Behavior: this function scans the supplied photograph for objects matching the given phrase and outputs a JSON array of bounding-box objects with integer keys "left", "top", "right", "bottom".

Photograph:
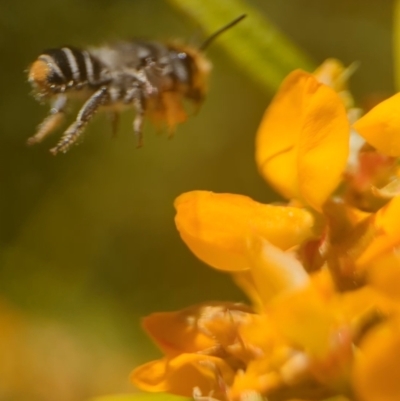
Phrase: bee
[{"left": 27, "top": 15, "right": 246, "bottom": 155}]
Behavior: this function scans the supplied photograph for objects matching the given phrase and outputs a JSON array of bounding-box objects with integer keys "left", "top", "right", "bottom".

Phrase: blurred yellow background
[{"left": 0, "top": 0, "right": 395, "bottom": 400}]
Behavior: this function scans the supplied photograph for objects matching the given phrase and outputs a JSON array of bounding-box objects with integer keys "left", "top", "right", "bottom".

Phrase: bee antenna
[{"left": 199, "top": 14, "right": 247, "bottom": 51}]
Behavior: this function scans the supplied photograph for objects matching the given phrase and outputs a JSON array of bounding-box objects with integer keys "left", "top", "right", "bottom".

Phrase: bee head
[
  {"left": 175, "top": 14, "right": 246, "bottom": 104},
  {"left": 182, "top": 47, "right": 212, "bottom": 104}
]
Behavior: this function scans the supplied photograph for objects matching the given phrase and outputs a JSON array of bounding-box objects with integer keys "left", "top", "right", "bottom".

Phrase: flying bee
[{"left": 27, "top": 15, "right": 246, "bottom": 155}]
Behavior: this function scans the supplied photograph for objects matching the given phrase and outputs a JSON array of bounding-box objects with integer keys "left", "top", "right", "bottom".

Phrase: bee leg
[
  {"left": 50, "top": 87, "right": 109, "bottom": 155},
  {"left": 27, "top": 95, "right": 67, "bottom": 146},
  {"left": 126, "top": 68, "right": 157, "bottom": 97},
  {"left": 133, "top": 94, "right": 145, "bottom": 148},
  {"left": 125, "top": 86, "right": 145, "bottom": 148}
]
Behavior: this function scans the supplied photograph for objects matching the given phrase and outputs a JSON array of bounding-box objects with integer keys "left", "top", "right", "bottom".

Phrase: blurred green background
[{"left": 0, "top": 0, "right": 395, "bottom": 400}]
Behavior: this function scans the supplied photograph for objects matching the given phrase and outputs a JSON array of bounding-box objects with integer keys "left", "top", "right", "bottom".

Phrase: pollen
[{"left": 28, "top": 59, "right": 51, "bottom": 86}]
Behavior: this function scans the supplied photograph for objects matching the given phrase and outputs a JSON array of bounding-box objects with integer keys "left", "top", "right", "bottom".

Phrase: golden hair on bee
[{"left": 27, "top": 15, "right": 246, "bottom": 155}]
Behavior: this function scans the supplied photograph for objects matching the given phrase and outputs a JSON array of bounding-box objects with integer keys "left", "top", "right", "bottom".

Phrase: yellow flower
[
  {"left": 132, "top": 353, "right": 235, "bottom": 397},
  {"left": 354, "top": 92, "right": 400, "bottom": 157},
  {"left": 132, "top": 62, "right": 400, "bottom": 401},
  {"left": 352, "top": 318, "right": 400, "bottom": 401},
  {"left": 255, "top": 69, "right": 350, "bottom": 211},
  {"left": 174, "top": 191, "right": 317, "bottom": 272}
]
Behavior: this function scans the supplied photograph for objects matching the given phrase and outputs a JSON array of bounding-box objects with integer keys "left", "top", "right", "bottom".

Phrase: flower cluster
[{"left": 131, "top": 60, "right": 400, "bottom": 401}]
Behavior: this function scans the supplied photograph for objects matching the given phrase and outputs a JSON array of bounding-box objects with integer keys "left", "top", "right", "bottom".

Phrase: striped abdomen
[{"left": 28, "top": 46, "right": 105, "bottom": 95}]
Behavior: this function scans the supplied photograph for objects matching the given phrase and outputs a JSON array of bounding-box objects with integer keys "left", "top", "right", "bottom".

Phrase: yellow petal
[
  {"left": 237, "top": 314, "right": 281, "bottom": 359},
  {"left": 233, "top": 271, "right": 264, "bottom": 311},
  {"left": 353, "top": 319, "right": 400, "bottom": 401},
  {"left": 269, "top": 285, "right": 334, "bottom": 357},
  {"left": 131, "top": 354, "right": 235, "bottom": 397},
  {"left": 196, "top": 304, "right": 252, "bottom": 352},
  {"left": 366, "top": 251, "right": 400, "bottom": 302},
  {"left": 229, "top": 360, "right": 281, "bottom": 400},
  {"left": 174, "top": 191, "right": 315, "bottom": 271},
  {"left": 143, "top": 303, "right": 252, "bottom": 360},
  {"left": 255, "top": 70, "right": 350, "bottom": 211},
  {"left": 336, "top": 286, "right": 380, "bottom": 322},
  {"left": 356, "top": 196, "right": 400, "bottom": 267},
  {"left": 255, "top": 70, "right": 304, "bottom": 200},
  {"left": 247, "top": 236, "right": 309, "bottom": 305},
  {"left": 142, "top": 307, "right": 216, "bottom": 356},
  {"left": 353, "top": 92, "right": 400, "bottom": 157}
]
